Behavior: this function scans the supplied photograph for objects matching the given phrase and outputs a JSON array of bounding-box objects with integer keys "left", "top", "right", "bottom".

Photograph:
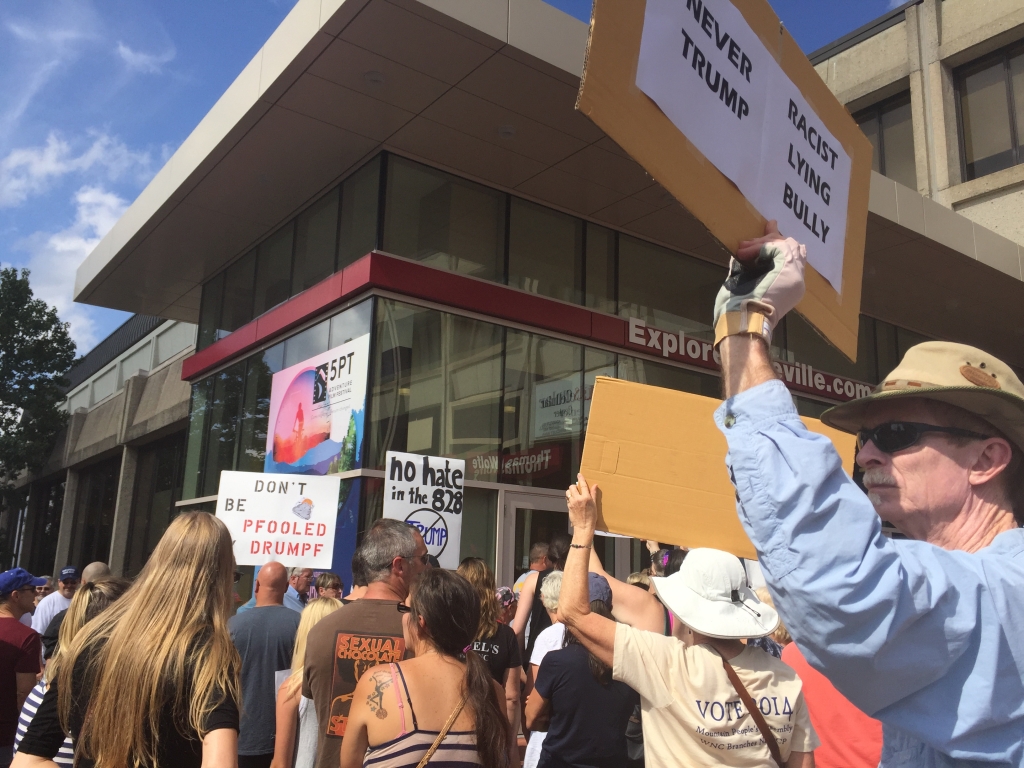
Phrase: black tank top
[{"left": 524, "top": 569, "right": 554, "bottom": 668}]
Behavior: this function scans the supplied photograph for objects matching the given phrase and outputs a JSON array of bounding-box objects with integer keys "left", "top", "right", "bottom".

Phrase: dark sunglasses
[
  {"left": 233, "top": 571, "right": 243, "bottom": 583},
  {"left": 396, "top": 603, "right": 412, "bottom": 614},
  {"left": 857, "top": 422, "right": 991, "bottom": 455}
]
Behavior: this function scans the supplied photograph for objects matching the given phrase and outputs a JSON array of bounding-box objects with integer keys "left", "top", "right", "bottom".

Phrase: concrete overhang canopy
[
  {"left": 74, "top": 0, "right": 712, "bottom": 322},
  {"left": 75, "top": 0, "right": 1024, "bottom": 369}
]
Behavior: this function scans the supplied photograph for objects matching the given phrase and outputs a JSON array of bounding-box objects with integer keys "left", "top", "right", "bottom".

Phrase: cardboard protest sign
[
  {"left": 577, "top": 0, "right": 872, "bottom": 360},
  {"left": 383, "top": 451, "right": 466, "bottom": 569},
  {"left": 579, "top": 377, "right": 856, "bottom": 558},
  {"left": 216, "top": 470, "right": 341, "bottom": 567}
]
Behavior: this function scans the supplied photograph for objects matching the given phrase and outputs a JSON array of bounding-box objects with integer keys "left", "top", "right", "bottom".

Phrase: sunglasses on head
[{"left": 856, "top": 421, "right": 991, "bottom": 455}]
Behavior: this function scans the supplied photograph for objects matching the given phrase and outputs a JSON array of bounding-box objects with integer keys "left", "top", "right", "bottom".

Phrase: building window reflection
[
  {"left": 617, "top": 234, "right": 723, "bottom": 340},
  {"left": 126, "top": 432, "right": 186, "bottom": 576},
  {"left": 69, "top": 456, "right": 121, "bottom": 567},
  {"left": 384, "top": 156, "right": 506, "bottom": 282}
]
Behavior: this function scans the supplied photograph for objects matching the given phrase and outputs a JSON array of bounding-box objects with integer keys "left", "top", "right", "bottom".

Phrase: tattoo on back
[{"left": 367, "top": 672, "right": 391, "bottom": 720}]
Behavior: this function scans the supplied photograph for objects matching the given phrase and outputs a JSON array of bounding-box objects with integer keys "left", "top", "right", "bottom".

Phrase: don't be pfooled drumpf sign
[
  {"left": 382, "top": 451, "right": 465, "bottom": 570},
  {"left": 216, "top": 470, "right": 340, "bottom": 568}
]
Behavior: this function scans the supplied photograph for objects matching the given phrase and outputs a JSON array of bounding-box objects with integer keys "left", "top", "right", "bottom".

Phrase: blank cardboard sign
[
  {"left": 576, "top": 0, "right": 872, "bottom": 360},
  {"left": 580, "top": 377, "right": 855, "bottom": 559}
]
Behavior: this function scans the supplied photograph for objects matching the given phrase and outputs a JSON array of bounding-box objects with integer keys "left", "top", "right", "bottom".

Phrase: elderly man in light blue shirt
[{"left": 711, "top": 223, "right": 1024, "bottom": 766}]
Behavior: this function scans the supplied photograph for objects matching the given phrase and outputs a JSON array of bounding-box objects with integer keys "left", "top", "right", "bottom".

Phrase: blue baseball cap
[
  {"left": 588, "top": 573, "right": 613, "bottom": 608},
  {"left": 0, "top": 568, "right": 48, "bottom": 596},
  {"left": 59, "top": 566, "right": 80, "bottom": 582}
]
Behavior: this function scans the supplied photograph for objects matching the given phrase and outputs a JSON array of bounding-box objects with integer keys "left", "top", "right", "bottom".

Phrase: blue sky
[{"left": 0, "top": 0, "right": 901, "bottom": 354}]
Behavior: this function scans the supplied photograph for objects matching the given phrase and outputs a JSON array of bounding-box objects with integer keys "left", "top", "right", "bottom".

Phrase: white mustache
[
  {"left": 862, "top": 469, "right": 898, "bottom": 488},
  {"left": 862, "top": 469, "right": 897, "bottom": 507}
]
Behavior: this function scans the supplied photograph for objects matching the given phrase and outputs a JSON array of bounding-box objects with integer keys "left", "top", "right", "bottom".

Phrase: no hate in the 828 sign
[{"left": 382, "top": 451, "right": 465, "bottom": 570}]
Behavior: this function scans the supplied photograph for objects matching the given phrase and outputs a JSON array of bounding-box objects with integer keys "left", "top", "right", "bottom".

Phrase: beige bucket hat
[{"left": 821, "top": 341, "right": 1024, "bottom": 450}]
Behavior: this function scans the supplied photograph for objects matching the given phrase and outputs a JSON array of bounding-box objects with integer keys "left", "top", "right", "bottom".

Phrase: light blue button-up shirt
[{"left": 715, "top": 380, "right": 1024, "bottom": 767}]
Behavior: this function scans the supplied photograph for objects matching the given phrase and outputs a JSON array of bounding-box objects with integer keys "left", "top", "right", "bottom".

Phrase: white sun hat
[{"left": 650, "top": 548, "right": 779, "bottom": 640}]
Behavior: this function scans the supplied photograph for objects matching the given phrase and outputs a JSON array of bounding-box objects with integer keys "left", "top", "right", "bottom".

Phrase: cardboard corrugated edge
[
  {"left": 580, "top": 377, "right": 856, "bottom": 559},
  {"left": 576, "top": 0, "right": 872, "bottom": 361}
]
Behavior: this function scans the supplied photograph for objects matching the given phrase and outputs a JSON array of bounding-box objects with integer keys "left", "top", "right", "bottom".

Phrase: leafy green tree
[{"left": 0, "top": 268, "right": 77, "bottom": 494}]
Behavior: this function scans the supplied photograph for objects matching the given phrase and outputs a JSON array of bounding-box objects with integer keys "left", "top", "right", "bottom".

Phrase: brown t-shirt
[{"left": 303, "top": 599, "right": 407, "bottom": 768}]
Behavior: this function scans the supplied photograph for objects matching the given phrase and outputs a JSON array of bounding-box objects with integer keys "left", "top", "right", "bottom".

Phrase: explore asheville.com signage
[
  {"left": 216, "top": 470, "right": 340, "bottom": 568},
  {"left": 382, "top": 451, "right": 466, "bottom": 570},
  {"left": 627, "top": 317, "right": 873, "bottom": 402},
  {"left": 636, "top": 0, "right": 851, "bottom": 291}
]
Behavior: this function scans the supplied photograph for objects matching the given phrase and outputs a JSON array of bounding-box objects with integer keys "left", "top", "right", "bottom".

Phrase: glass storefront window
[
  {"left": 237, "top": 344, "right": 284, "bottom": 474},
  {"left": 383, "top": 156, "right": 506, "bottom": 282},
  {"left": 283, "top": 320, "right": 330, "bottom": 369},
  {"left": 254, "top": 224, "right": 295, "bottom": 317},
  {"left": 221, "top": 251, "right": 257, "bottom": 338},
  {"left": 585, "top": 224, "right": 616, "bottom": 314},
  {"left": 293, "top": 188, "right": 339, "bottom": 295},
  {"left": 460, "top": 488, "right": 498, "bottom": 572},
  {"left": 125, "top": 432, "right": 185, "bottom": 575},
  {"left": 339, "top": 156, "right": 381, "bottom": 269},
  {"left": 502, "top": 330, "right": 582, "bottom": 490},
  {"left": 197, "top": 272, "right": 224, "bottom": 350},
  {"left": 186, "top": 301, "right": 374, "bottom": 500},
  {"left": 368, "top": 300, "right": 503, "bottom": 477},
  {"left": 617, "top": 234, "right": 724, "bottom": 339},
  {"left": 617, "top": 354, "right": 719, "bottom": 397},
  {"left": 330, "top": 299, "right": 373, "bottom": 347},
  {"left": 26, "top": 481, "right": 64, "bottom": 576},
  {"left": 69, "top": 456, "right": 121, "bottom": 567},
  {"left": 200, "top": 362, "right": 246, "bottom": 497},
  {"left": 508, "top": 197, "right": 582, "bottom": 304},
  {"left": 781, "top": 314, "right": 879, "bottom": 384}
]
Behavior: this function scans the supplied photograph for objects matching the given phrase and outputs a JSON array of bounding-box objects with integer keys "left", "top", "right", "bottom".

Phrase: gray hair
[
  {"left": 539, "top": 570, "right": 563, "bottom": 612},
  {"left": 359, "top": 519, "right": 418, "bottom": 584},
  {"left": 289, "top": 566, "right": 312, "bottom": 578}
]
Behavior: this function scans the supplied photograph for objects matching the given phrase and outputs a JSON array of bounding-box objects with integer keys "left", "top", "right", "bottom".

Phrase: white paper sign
[
  {"left": 382, "top": 451, "right": 466, "bottom": 570},
  {"left": 636, "top": 0, "right": 850, "bottom": 291},
  {"left": 216, "top": 470, "right": 340, "bottom": 567}
]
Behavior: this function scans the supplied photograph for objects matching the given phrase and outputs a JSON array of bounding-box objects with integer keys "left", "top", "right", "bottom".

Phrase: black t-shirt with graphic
[{"left": 470, "top": 622, "right": 521, "bottom": 682}]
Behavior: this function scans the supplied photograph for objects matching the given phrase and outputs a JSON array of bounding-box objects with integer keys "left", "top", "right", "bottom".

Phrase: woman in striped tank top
[{"left": 340, "top": 569, "right": 514, "bottom": 768}]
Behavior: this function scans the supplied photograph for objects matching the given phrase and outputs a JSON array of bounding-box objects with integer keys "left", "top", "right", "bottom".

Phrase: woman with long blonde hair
[
  {"left": 13, "top": 577, "right": 129, "bottom": 768},
  {"left": 19, "top": 512, "right": 241, "bottom": 768},
  {"left": 270, "top": 597, "right": 343, "bottom": 768},
  {"left": 457, "top": 557, "right": 521, "bottom": 752}
]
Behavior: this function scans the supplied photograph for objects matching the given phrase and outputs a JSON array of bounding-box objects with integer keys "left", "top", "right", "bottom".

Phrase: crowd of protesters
[{"left": 3, "top": 224, "right": 1024, "bottom": 767}]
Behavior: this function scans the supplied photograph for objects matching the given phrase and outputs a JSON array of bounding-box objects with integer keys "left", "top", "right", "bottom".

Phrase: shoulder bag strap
[
  {"left": 415, "top": 694, "right": 468, "bottom": 768},
  {"left": 719, "top": 654, "right": 785, "bottom": 768}
]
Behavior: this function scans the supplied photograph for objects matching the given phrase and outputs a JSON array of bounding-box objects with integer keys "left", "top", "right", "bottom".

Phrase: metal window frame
[{"left": 954, "top": 42, "right": 1024, "bottom": 182}]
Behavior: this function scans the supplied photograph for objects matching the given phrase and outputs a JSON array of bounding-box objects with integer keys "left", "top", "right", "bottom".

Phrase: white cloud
[
  {"left": 115, "top": 41, "right": 175, "bottom": 74},
  {"left": 0, "top": 131, "right": 150, "bottom": 208},
  {"left": 12, "top": 185, "right": 128, "bottom": 350}
]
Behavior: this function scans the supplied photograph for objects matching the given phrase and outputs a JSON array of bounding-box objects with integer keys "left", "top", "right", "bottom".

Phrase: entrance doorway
[{"left": 497, "top": 489, "right": 630, "bottom": 589}]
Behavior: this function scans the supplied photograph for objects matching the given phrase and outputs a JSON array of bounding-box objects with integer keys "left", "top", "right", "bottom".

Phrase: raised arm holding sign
[{"left": 714, "top": 226, "right": 1024, "bottom": 765}]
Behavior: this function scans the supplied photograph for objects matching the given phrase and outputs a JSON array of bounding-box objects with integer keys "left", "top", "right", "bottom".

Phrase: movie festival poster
[{"left": 263, "top": 333, "right": 371, "bottom": 574}]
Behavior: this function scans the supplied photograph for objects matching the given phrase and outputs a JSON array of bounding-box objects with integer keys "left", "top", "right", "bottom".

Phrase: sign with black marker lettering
[
  {"left": 382, "top": 451, "right": 466, "bottom": 570},
  {"left": 636, "top": 0, "right": 850, "bottom": 290},
  {"left": 216, "top": 470, "right": 341, "bottom": 567},
  {"left": 576, "top": 0, "right": 872, "bottom": 360}
]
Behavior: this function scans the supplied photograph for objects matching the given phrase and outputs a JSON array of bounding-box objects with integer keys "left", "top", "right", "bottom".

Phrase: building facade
[
  {"left": 8, "top": 0, "right": 1024, "bottom": 592},
  {"left": 814, "top": 0, "right": 1024, "bottom": 251},
  {"left": 2, "top": 316, "right": 196, "bottom": 578}
]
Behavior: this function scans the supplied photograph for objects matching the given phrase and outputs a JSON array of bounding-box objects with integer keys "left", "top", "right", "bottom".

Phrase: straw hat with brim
[
  {"left": 650, "top": 549, "right": 779, "bottom": 640},
  {"left": 821, "top": 342, "right": 1024, "bottom": 451}
]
